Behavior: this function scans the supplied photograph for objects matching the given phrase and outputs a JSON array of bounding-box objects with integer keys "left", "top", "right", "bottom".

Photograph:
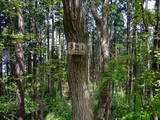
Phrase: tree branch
[
  {"left": 90, "top": 0, "right": 103, "bottom": 29},
  {"left": 102, "top": 0, "right": 109, "bottom": 20}
]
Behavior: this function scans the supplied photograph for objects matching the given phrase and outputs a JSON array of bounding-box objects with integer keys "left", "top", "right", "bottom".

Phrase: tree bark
[
  {"left": 62, "top": 0, "right": 93, "bottom": 120},
  {"left": 14, "top": 6, "right": 25, "bottom": 120},
  {"left": 0, "top": 27, "right": 3, "bottom": 96},
  {"left": 153, "top": 0, "right": 160, "bottom": 119},
  {"left": 90, "top": 0, "right": 112, "bottom": 120},
  {"left": 50, "top": 0, "right": 56, "bottom": 97}
]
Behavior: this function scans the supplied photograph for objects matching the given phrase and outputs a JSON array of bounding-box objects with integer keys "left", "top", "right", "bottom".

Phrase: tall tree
[
  {"left": 14, "top": 5, "right": 25, "bottom": 120},
  {"left": 62, "top": 0, "right": 93, "bottom": 120},
  {"left": 153, "top": 0, "right": 160, "bottom": 119},
  {"left": 90, "top": 0, "right": 112, "bottom": 119}
]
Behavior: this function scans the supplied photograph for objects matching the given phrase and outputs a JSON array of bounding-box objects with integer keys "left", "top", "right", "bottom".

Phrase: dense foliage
[{"left": 0, "top": 0, "right": 160, "bottom": 120}]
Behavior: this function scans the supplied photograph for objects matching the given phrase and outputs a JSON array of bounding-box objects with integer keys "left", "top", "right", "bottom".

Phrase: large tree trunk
[
  {"left": 14, "top": 6, "right": 25, "bottom": 120},
  {"left": 62, "top": 0, "right": 93, "bottom": 120}
]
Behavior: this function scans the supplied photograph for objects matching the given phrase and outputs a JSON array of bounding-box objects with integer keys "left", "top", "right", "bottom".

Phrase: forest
[{"left": 0, "top": 0, "right": 160, "bottom": 120}]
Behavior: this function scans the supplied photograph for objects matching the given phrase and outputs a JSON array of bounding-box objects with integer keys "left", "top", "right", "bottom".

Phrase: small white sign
[{"left": 68, "top": 42, "right": 86, "bottom": 55}]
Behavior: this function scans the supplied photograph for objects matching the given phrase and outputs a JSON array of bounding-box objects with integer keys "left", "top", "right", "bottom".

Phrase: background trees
[{"left": 0, "top": 0, "right": 160, "bottom": 120}]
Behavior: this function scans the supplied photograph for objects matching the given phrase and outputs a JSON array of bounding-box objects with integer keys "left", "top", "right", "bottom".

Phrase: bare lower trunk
[
  {"left": 68, "top": 56, "right": 92, "bottom": 120},
  {"left": 14, "top": 43, "right": 25, "bottom": 120},
  {"left": 0, "top": 28, "right": 3, "bottom": 96},
  {"left": 16, "top": 76, "right": 25, "bottom": 120},
  {"left": 62, "top": 0, "right": 93, "bottom": 120},
  {"left": 94, "top": 80, "right": 112, "bottom": 120},
  {"left": 94, "top": 29, "right": 112, "bottom": 120},
  {"left": 90, "top": 1, "right": 112, "bottom": 119}
]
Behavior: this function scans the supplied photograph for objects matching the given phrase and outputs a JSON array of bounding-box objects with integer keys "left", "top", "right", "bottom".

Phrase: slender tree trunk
[
  {"left": 62, "top": 0, "right": 93, "bottom": 120},
  {"left": 28, "top": 51, "right": 32, "bottom": 80},
  {"left": 58, "top": 30, "right": 63, "bottom": 98},
  {"left": 14, "top": 6, "right": 25, "bottom": 120},
  {"left": 0, "top": 56, "right": 2, "bottom": 96},
  {"left": 153, "top": 0, "right": 160, "bottom": 119},
  {"left": 47, "top": 5, "right": 51, "bottom": 94},
  {"left": 50, "top": 1, "right": 56, "bottom": 97},
  {"left": 94, "top": 29, "right": 112, "bottom": 120},
  {"left": 0, "top": 27, "right": 3, "bottom": 96},
  {"left": 126, "top": 1, "right": 132, "bottom": 104},
  {"left": 90, "top": 0, "right": 112, "bottom": 119}
]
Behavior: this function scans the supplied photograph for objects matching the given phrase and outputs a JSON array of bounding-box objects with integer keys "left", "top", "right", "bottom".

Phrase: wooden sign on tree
[{"left": 68, "top": 42, "right": 86, "bottom": 55}]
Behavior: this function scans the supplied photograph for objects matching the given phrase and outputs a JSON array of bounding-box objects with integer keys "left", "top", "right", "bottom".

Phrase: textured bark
[
  {"left": 90, "top": 29, "right": 101, "bottom": 85},
  {"left": 50, "top": 2, "right": 56, "bottom": 97},
  {"left": 14, "top": 6, "right": 25, "bottom": 120},
  {"left": 94, "top": 80, "right": 112, "bottom": 120},
  {"left": 94, "top": 30, "right": 112, "bottom": 120},
  {"left": 0, "top": 56, "right": 2, "bottom": 96},
  {"left": 90, "top": 0, "right": 112, "bottom": 120},
  {"left": 0, "top": 28, "right": 3, "bottom": 96},
  {"left": 62, "top": 0, "right": 93, "bottom": 120},
  {"left": 153, "top": 0, "right": 160, "bottom": 119},
  {"left": 126, "top": 2, "right": 132, "bottom": 104}
]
